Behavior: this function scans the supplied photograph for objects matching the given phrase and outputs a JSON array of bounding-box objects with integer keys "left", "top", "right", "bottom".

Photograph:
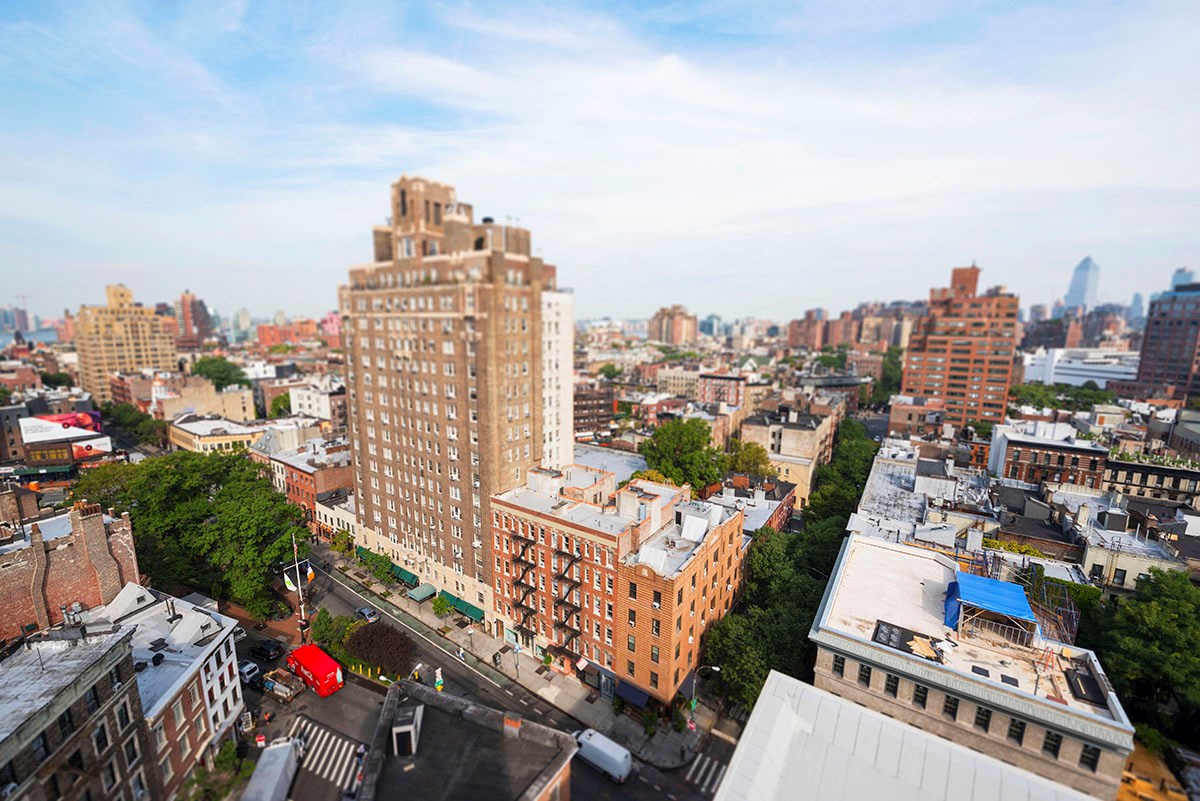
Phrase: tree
[
  {"left": 727, "top": 439, "right": 776, "bottom": 478},
  {"left": 598, "top": 363, "right": 623, "bottom": 381},
  {"left": 0, "top": 386, "right": 9, "bottom": 406},
  {"left": 68, "top": 450, "right": 307, "bottom": 618},
  {"left": 101, "top": 402, "right": 169, "bottom": 446},
  {"left": 869, "top": 346, "right": 904, "bottom": 406},
  {"left": 359, "top": 550, "right": 395, "bottom": 584},
  {"left": 331, "top": 528, "right": 355, "bottom": 557},
  {"left": 39, "top": 371, "right": 72, "bottom": 388},
  {"left": 639, "top": 418, "right": 728, "bottom": 493},
  {"left": 344, "top": 623, "right": 416, "bottom": 677},
  {"left": 269, "top": 393, "right": 292, "bottom": 418},
  {"left": 190, "top": 356, "right": 249, "bottom": 390},
  {"left": 626, "top": 469, "right": 674, "bottom": 485},
  {"left": 309, "top": 607, "right": 334, "bottom": 644},
  {"left": 431, "top": 595, "right": 453, "bottom": 617},
  {"left": 181, "top": 740, "right": 255, "bottom": 801}
]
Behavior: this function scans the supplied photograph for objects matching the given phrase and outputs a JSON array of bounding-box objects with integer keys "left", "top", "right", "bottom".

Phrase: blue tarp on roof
[{"left": 943, "top": 571, "right": 1038, "bottom": 630}]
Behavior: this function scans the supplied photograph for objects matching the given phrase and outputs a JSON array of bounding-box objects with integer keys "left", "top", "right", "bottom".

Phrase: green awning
[
  {"left": 389, "top": 563, "right": 418, "bottom": 587},
  {"left": 355, "top": 545, "right": 371, "bottom": 560},
  {"left": 407, "top": 583, "right": 437, "bottom": 602},
  {"left": 438, "top": 590, "right": 485, "bottom": 622},
  {"left": 15, "top": 465, "right": 73, "bottom": 476}
]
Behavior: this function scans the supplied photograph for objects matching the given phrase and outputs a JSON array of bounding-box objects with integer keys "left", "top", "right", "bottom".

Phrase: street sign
[
  {"left": 687, "top": 719, "right": 696, "bottom": 731},
  {"left": 434, "top": 667, "right": 444, "bottom": 692}
]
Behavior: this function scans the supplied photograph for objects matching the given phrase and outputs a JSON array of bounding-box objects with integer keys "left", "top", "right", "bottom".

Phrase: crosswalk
[
  {"left": 286, "top": 715, "right": 363, "bottom": 794},
  {"left": 684, "top": 753, "right": 728, "bottom": 796}
]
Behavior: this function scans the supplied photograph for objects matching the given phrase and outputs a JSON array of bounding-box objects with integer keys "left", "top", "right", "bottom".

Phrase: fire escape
[
  {"left": 551, "top": 544, "right": 583, "bottom": 658},
  {"left": 511, "top": 528, "right": 538, "bottom": 643}
]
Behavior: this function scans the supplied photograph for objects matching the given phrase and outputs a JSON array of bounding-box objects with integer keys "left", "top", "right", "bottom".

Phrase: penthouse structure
[
  {"left": 988, "top": 422, "right": 1109, "bottom": 489},
  {"left": 341, "top": 176, "right": 560, "bottom": 628},
  {"left": 810, "top": 534, "right": 1134, "bottom": 799},
  {"left": 76, "top": 286, "right": 177, "bottom": 404},
  {"left": 902, "top": 267, "right": 1019, "bottom": 427},
  {"left": 491, "top": 469, "right": 749, "bottom": 706}
]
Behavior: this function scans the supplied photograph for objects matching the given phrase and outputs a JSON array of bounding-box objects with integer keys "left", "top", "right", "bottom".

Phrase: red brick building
[
  {"left": 990, "top": 427, "right": 1109, "bottom": 488},
  {"left": 901, "top": 266, "right": 1018, "bottom": 428},
  {"left": 272, "top": 439, "right": 354, "bottom": 534},
  {"left": 696, "top": 373, "right": 748, "bottom": 407},
  {"left": 0, "top": 501, "right": 140, "bottom": 643}
]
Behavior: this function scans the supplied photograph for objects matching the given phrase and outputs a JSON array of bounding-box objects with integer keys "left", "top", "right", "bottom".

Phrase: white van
[{"left": 572, "top": 729, "right": 633, "bottom": 783}]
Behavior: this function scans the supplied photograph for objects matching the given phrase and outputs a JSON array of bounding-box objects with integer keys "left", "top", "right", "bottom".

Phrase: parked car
[
  {"left": 238, "top": 660, "right": 261, "bottom": 683},
  {"left": 250, "top": 641, "right": 287, "bottom": 661},
  {"left": 233, "top": 627, "right": 248, "bottom": 642},
  {"left": 572, "top": 729, "right": 632, "bottom": 783},
  {"left": 355, "top": 606, "right": 380, "bottom": 624}
]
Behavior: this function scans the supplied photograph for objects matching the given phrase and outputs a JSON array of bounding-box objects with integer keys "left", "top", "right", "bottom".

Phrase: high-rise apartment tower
[
  {"left": 340, "top": 177, "right": 564, "bottom": 622},
  {"left": 76, "top": 285, "right": 177, "bottom": 403},
  {"left": 901, "top": 267, "right": 1018, "bottom": 428},
  {"left": 1063, "top": 256, "right": 1099, "bottom": 313}
]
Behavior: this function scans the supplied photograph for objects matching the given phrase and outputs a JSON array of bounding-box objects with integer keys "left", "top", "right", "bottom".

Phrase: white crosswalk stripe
[
  {"left": 286, "top": 716, "right": 363, "bottom": 792},
  {"left": 683, "top": 754, "right": 727, "bottom": 796}
]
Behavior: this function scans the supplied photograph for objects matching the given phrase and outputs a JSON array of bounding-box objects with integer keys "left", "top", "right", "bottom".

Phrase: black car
[{"left": 249, "top": 641, "right": 286, "bottom": 661}]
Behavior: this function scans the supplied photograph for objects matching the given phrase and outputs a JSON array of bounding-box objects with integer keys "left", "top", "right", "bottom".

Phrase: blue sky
[{"left": 1, "top": 0, "right": 1197, "bottom": 323}]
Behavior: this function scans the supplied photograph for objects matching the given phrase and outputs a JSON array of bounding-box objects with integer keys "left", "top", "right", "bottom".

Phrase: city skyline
[{"left": 3, "top": 2, "right": 1198, "bottom": 321}]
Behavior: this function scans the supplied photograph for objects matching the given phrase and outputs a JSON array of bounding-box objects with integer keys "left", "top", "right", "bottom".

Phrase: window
[
  {"left": 92, "top": 723, "right": 109, "bottom": 755},
  {"left": 45, "top": 774, "right": 61, "bottom": 800},
  {"left": 1112, "top": 568, "right": 1127, "bottom": 586},
  {"left": 101, "top": 760, "right": 117, "bottom": 791},
  {"left": 1007, "top": 719, "right": 1025, "bottom": 745},
  {"left": 912, "top": 685, "right": 928, "bottom": 709},
  {"left": 58, "top": 709, "right": 75, "bottom": 738},
  {"left": 651, "top": 646, "right": 660, "bottom": 664},
  {"left": 652, "top": 590, "right": 662, "bottom": 607},
  {"left": 116, "top": 701, "right": 131, "bottom": 730},
  {"left": 124, "top": 736, "right": 140, "bottom": 767},
  {"left": 629, "top": 582, "right": 637, "bottom": 599},
  {"left": 974, "top": 706, "right": 992, "bottom": 732},
  {"left": 110, "top": 665, "right": 122, "bottom": 687},
  {"left": 1080, "top": 744, "right": 1101, "bottom": 772},
  {"left": 0, "top": 761, "right": 17, "bottom": 789},
  {"left": 627, "top": 635, "right": 635, "bottom": 652},
  {"left": 943, "top": 696, "right": 959, "bottom": 721},
  {"left": 650, "top": 672, "right": 659, "bottom": 689},
  {"left": 67, "top": 750, "right": 83, "bottom": 775},
  {"left": 628, "top": 610, "right": 636, "bottom": 627},
  {"left": 153, "top": 723, "right": 166, "bottom": 751},
  {"left": 32, "top": 731, "right": 49, "bottom": 764},
  {"left": 651, "top": 619, "right": 661, "bottom": 637},
  {"left": 832, "top": 655, "right": 845, "bottom": 677},
  {"left": 1042, "top": 731, "right": 1062, "bottom": 759},
  {"left": 627, "top": 661, "right": 635, "bottom": 677},
  {"left": 160, "top": 755, "right": 174, "bottom": 783},
  {"left": 86, "top": 685, "right": 101, "bottom": 714},
  {"left": 172, "top": 699, "right": 185, "bottom": 727},
  {"left": 857, "top": 664, "right": 872, "bottom": 687},
  {"left": 180, "top": 730, "right": 193, "bottom": 759},
  {"left": 131, "top": 772, "right": 147, "bottom": 800}
]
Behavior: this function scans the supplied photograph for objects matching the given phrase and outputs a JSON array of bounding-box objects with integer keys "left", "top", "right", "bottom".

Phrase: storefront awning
[
  {"left": 15, "top": 464, "right": 72, "bottom": 476},
  {"left": 438, "top": 590, "right": 485, "bottom": 622},
  {"left": 407, "top": 583, "right": 437, "bottom": 602},
  {"left": 615, "top": 680, "right": 650, "bottom": 708},
  {"left": 678, "top": 669, "right": 699, "bottom": 700},
  {"left": 389, "top": 563, "right": 418, "bottom": 587}
]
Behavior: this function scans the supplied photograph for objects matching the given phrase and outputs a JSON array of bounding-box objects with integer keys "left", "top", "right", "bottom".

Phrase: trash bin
[{"left": 492, "top": 652, "right": 502, "bottom": 668}]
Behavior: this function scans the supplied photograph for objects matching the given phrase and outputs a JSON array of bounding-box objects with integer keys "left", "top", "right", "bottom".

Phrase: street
[{"left": 235, "top": 565, "right": 728, "bottom": 800}]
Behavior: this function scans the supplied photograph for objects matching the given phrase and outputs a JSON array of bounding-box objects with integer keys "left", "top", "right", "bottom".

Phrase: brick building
[
  {"left": 0, "top": 627, "right": 162, "bottom": 801},
  {"left": 887, "top": 394, "right": 946, "bottom": 437},
  {"left": 1021, "top": 318, "right": 1082, "bottom": 351},
  {"left": 491, "top": 469, "right": 749, "bottom": 706},
  {"left": 901, "top": 266, "right": 1019, "bottom": 428},
  {"left": 696, "top": 373, "right": 748, "bottom": 407},
  {"left": 786, "top": 310, "right": 826, "bottom": 351},
  {"left": 0, "top": 502, "right": 140, "bottom": 644},
  {"left": 988, "top": 424, "right": 1109, "bottom": 488},
  {"left": 648, "top": 305, "right": 698, "bottom": 346},
  {"left": 574, "top": 379, "right": 615, "bottom": 437},
  {"left": 271, "top": 438, "right": 354, "bottom": 534},
  {"left": 1123, "top": 282, "right": 1200, "bottom": 401},
  {"left": 75, "top": 286, "right": 177, "bottom": 404}
]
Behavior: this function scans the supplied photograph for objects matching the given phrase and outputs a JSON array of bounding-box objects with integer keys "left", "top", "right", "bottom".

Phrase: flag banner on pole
[
  {"left": 307, "top": 564, "right": 315, "bottom": 583},
  {"left": 284, "top": 573, "right": 297, "bottom": 592}
]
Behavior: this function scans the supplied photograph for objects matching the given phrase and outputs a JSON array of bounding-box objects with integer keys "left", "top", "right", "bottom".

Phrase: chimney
[{"left": 1076, "top": 504, "right": 1090, "bottom": 529}]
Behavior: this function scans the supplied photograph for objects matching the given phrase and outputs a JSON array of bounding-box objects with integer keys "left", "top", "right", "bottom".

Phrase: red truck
[{"left": 286, "top": 645, "right": 344, "bottom": 697}]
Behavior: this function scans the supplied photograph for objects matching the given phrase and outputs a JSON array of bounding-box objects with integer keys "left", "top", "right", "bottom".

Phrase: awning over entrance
[
  {"left": 389, "top": 563, "right": 418, "bottom": 587},
  {"left": 407, "top": 583, "right": 437, "bottom": 602},
  {"left": 437, "top": 591, "right": 485, "bottom": 622},
  {"left": 678, "top": 669, "right": 699, "bottom": 700},
  {"left": 15, "top": 464, "right": 72, "bottom": 476},
  {"left": 615, "top": 680, "right": 650, "bottom": 708}
]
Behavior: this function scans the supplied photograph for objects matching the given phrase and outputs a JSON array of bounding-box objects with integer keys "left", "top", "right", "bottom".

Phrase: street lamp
[{"left": 691, "top": 665, "right": 720, "bottom": 721}]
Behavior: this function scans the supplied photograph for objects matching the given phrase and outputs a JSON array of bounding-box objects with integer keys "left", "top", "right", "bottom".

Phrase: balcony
[
  {"left": 553, "top": 596, "right": 581, "bottom": 615},
  {"left": 513, "top": 529, "right": 535, "bottom": 545}
]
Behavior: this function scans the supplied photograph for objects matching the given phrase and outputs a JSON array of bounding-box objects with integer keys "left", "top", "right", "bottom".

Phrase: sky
[{"left": 1, "top": 0, "right": 1198, "bottom": 324}]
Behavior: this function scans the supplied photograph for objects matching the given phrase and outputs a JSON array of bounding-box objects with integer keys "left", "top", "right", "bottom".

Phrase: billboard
[
  {"left": 71, "top": 437, "right": 113, "bottom": 461},
  {"left": 37, "top": 411, "right": 103, "bottom": 434}
]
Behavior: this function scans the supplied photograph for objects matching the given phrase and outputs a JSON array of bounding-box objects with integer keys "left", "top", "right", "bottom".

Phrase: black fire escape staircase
[{"left": 511, "top": 533, "right": 538, "bottom": 639}]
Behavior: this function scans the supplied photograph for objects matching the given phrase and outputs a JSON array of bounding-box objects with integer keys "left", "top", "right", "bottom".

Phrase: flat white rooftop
[
  {"left": 819, "top": 536, "right": 1121, "bottom": 720},
  {"left": 715, "top": 670, "right": 1095, "bottom": 801}
]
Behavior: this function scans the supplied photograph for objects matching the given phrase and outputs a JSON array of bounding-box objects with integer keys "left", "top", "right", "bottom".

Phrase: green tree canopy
[
  {"left": 68, "top": 451, "right": 307, "bottom": 618},
  {"left": 598, "top": 363, "right": 623, "bottom": 381},
  {"left": 638, "top": 418, "right": 728, "bottom": 493},
  {"left": 101, "top": 402, "right": 169, "bottom": 446},
  {"left": 269, "top": 393, "right": 292, "bottom": 418},
  {"left": 727, "top": 438, "right": 777, "bottom": 479},
  {"left": 869, "top": 346, "right": 904, "bottom": 406},
  {"left": 190, "top": 356, "right": 249, "bottom": 390},
  {"left": 1008, "top": 382, "right": 1114, "bottom": 412},
  {"left": 40, "top": 371, "right": 72, "bottom": 388}
]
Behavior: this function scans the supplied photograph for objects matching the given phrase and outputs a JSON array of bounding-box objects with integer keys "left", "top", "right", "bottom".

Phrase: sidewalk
[{"left": 311, "top": 543, "right": 717, "bottom": 770}]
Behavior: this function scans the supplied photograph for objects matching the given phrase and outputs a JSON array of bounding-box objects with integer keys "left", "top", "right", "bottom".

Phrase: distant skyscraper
[
  {"left": 1128, "top": 283, "right": 1200, "bottom": 401},
  {"left": 1028, "top": 304, "right": 1049, "bottom": 323},
  {"left": 1171, "top": 267, "right": 1194, "bottom": 290},
  {"left": 1064, "top": 256, "right": 1100, "bottom": 312},
  {"left": 699, "top": 314, "right": 722, "bottom": 336},
  {"left": 1127, "top": 293, "right": 1145, "bottom": 325}
]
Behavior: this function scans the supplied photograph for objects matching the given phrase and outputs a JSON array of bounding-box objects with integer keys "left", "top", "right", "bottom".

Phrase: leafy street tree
[
  {"left": 626, "top": 469, "right": 674, "bottom": 485},
  {"left": 190, "top": 356, "right": 250, "bottom": 390},
  {"left": 639, "top": 418, "right": 728, "bottom": 493},
  {"left": 330, "top": 528, "right": 356, "bottom": 557},
  {"left": 359, "top": 550, "right": 396, "bottom": 584},
  {"left": 1007, "top": 381, "right": 1114, "bottom": 413},
  {"left": 40, "top": 371, "right": 72, "bottom": 388},
  {"left": 598, "top": 363, "right": 623, "bottom": 381},
  {"left": 431, "top": 595, "right": 453, "bottom": 617},
  {"left": 101, "top": 402, "right": 168, "bottom": 446},
  {"left": 269, "top": 393, "right": 292, "bottom": 418},
  {"left": 68, "top": 451, "right": 307, "bottom": 618},
  {"left": 344, "top": 623, "right": 416, "bottom": 678},
  {"left": 869, "top": 346, "right": 904, "bottom": 406},
  {"left": 727, "top": 438, "right": 777, "bottom": 479}
]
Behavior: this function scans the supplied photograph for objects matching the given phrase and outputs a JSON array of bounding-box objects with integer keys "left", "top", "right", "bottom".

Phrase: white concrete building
[
  {"left": 541, "top": 290, "right": 574, "bottom": 469},
  {"left": 1021, "top": 348, "right": 1139, "bottom": 388}
]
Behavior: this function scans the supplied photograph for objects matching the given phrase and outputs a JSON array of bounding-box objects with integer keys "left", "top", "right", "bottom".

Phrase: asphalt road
[
  {"left": 259, "top": 567, "right": 718, "bottom": 800},
  {"left": 855, "top": 411, "right": 889, "bottom": 441}
]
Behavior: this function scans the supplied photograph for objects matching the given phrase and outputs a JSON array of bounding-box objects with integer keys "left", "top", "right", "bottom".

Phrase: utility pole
[{"left": 291, "top": 531, "right": 307, "bottom": 642}]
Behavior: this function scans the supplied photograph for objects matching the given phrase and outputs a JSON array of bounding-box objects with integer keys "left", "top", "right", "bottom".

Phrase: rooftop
[
  {"left": 172, "top": 415, "right": 258, "bottom": 437},
  {"left": 716, "top": 670, "right": 1096, "bottom": 801},
  {"left": 0, "top": 627, "right": 132, "bottom": 744},
  {"left": 82, "top": 583, "right": 237, "bottom": 717},
  {"left": 814, "top": 535, "right": 1131, "bottom": 723},
  {"left": 0, "top": 510, "right": 113, "bottom": 556},
  {"left": 571, "top": 443, "right": 647, "bottom": 484},
  {"left": 629, "top": 498, "right": 742, "bottom": 577},
  {"left": 272, "top": 438, "right": 352, "bottom": 473}
]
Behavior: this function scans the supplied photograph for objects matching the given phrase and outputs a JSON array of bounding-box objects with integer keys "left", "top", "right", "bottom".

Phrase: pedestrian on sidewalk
[{"left": 680, "top": 745, "right": 686, "bottom": 760}]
